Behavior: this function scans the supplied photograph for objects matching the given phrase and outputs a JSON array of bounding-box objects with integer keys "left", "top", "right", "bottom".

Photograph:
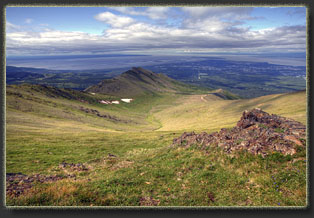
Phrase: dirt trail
[{"left": 200, "top": 95, "right": 207, "bottom": 102}]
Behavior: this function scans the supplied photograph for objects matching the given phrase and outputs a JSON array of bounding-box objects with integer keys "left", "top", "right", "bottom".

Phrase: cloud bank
[{"left": 6, "top": 7, "right": 306, "bottom": 56}]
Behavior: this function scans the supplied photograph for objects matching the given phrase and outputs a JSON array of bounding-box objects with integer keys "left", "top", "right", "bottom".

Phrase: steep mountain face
[{"left": 84, "top": 67, "right": 200, "bottom": 97}]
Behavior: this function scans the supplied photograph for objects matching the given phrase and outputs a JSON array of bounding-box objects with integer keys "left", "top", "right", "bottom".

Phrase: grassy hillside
[
  {"left": 6, "top": 84, "right": 180, "bottom": 133},
  {"left": 6, "top": 83, "right": 307, "bottom": 207},
  {"left": 153, "top": 90, "right": 306, "bottom": 132},
  {"left": 85, "top": 67, "right": 210, "bottom": 97}
]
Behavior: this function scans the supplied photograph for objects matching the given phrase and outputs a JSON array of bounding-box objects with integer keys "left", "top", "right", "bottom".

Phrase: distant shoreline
[{"left": 6, "top": 53, "right": 306, "bottom": 71}]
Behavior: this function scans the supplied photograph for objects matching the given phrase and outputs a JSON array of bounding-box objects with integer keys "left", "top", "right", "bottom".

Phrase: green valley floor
[{"left": 5, "top": 85, "right": 307, "bottom": 207}]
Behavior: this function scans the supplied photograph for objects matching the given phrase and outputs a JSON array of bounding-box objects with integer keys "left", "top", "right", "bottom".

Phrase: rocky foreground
[
  {"left": 6, "top": 162, "right": 88, "bottom": 197},
  {"left": 172, "top": 108, "right": 306, "bottom": 157}
]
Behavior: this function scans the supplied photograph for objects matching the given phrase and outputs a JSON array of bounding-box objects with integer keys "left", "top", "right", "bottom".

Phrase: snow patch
[
  {"left": 99, "top": 100, "right": 120, "bottom": 104},
  {"left": 121, "top": 98, "right": 133, "bottom": 103}
]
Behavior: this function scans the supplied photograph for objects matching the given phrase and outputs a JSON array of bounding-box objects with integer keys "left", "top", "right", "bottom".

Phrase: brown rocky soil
[
  {"left": 6, "top": 173, "right": 75, "bottom": 197},
  {"left": 172, "top": 108, "right": 306, "bottom": 157},
  {"left": 79, "top": 106, "right": 120, "bottom": 121},
  {"left": 58, "top": 162, "right": 89, "bottom": 171},
  {"left": 6, "top": 162, "right": 89, "bottom": 197},
  {"left": 139, "top": 196, "right": 161, "bottom": 206},
  {"left": 78, "top": 106, "right": 136, "bottom": 124}
]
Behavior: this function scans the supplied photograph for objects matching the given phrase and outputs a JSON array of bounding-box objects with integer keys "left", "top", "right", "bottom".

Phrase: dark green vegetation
[
  {"left": 6, "top": 68, "right": 307, "bottom": 207},
  {"left": 6, "top": 66, "right": 124, "bottom": 90},
  {"left": 146, "top": 59, "right": 306, "bottom": 98}
]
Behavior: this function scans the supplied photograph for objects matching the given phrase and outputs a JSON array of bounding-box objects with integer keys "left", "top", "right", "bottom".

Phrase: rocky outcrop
[
  {"left": 6, "top": 162, "right": 89, "bottom": 197},
  {"left": 6, "top": 173, "right": 73, "bottom": 197},
  {"left": 78, "top": 106, "right": 134, "bottom": 124},
  {"left": 172, "top": 108, "right": 306, "bottom": 157},
  {"left": 58, "top": 162, "right": 89, "bottom": 171}
]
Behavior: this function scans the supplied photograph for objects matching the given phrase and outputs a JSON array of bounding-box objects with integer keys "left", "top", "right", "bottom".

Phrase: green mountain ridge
[{"left": 84, "top": 67, "right": 211, "bottom": 97}]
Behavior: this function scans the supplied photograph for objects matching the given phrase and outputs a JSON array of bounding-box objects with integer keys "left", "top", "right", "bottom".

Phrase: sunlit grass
[
  {"left": 153, "top": 91, "right": 306, "bottom": 132},
  {"left": 6, "top": 85, "right": 307, "bottom": 206}
]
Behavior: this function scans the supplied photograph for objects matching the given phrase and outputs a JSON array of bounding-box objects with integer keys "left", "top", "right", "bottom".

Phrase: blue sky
[
  {"left": 247, "top": 7, "right": 306, "bottom": 30},
  {"left": 6, "top": 6, "right": 306, "bottom": 56}
]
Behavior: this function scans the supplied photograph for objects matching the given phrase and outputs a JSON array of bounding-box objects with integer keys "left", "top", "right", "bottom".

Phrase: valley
[
  {"left": 5, "top": 67, "right": 307, "bottom": 207},
  {"left": 6, "top": 56, "right": 306, "bottom": 98}
]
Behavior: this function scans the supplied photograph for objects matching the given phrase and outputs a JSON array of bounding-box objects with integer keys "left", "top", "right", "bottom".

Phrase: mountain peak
[
  {"left": 84, "top": 67, "right": 188, "bottom": 97},
  {"left": 131, "top": 67, "right": 147, "bottom": 72},
  {"left": 123, "top": 67, "right": 155, "bottom": 77},
  {"left": 121, "top": 67, "right": 158, "bottom": 78}
]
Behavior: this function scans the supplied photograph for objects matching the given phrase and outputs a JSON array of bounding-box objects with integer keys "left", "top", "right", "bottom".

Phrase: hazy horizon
[{"left": 6, "top": 52, "right": 306, "bottom": 71}]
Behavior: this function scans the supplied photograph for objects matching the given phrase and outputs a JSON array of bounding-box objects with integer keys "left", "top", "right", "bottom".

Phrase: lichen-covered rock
[{"left": 172, "top": 108, "right": 306, "bottom": 157}]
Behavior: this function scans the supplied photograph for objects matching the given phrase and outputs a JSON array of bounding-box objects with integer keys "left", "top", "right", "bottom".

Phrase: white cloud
[
  {"left": 6, "top": 22, "right": 306, "bottom": 56},
  {"left": 94, "top": 12, "right": 134, "bottom": 27},
  {"left": 145, "top": 7, "right": 169, "bottom": 19},
  {"left": 5, "top": 7, "right": 306, "bottom": 56},
  {"left": 6, "top": 21, "right": 21, "bottom": 33},
  {"left": 111, "top": 7, "right": 170, "bottom": 20},
  {"left": 182, "top": 7, "right": 254, "bottom": 20},
  {"left": 25, "top": 18, "right": 33, "bottom": 24}
]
